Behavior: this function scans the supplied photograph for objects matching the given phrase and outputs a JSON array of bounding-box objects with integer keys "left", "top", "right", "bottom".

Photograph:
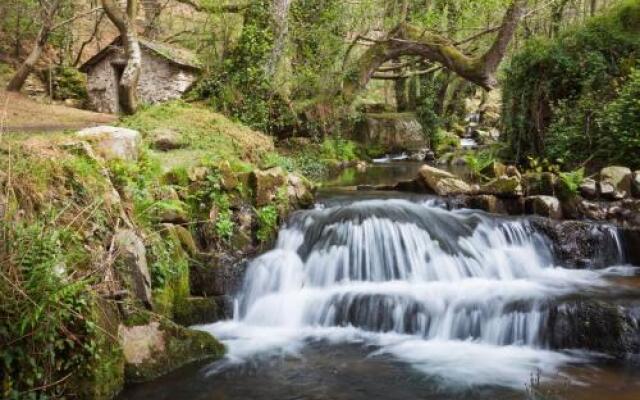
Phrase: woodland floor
[{"left": 0, "top": 89, "right": 115, "bottom": 133}]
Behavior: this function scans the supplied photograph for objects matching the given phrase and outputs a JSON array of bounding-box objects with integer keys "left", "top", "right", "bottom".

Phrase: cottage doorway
[{"left": 112, "top": 64, "right": 125, "bottom": 113}]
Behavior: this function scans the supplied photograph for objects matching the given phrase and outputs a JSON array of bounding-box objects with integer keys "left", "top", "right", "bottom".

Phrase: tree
[
  {"left": 101, "top": 0, "right": 141, "bottom": 115},
  {"left": 6, "top": 0, "right": 61, "bottom": 92},
  {"left": 342, "top": 0, "right": 528, "bottom": 103}
]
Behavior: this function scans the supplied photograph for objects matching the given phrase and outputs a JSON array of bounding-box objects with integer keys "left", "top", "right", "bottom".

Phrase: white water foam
[{"left": 197, "top": 199, "right": 622, "bottom": 389}]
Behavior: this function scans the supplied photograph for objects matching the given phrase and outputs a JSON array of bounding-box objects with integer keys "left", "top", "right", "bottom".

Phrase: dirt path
[{"left": 0, "top": 90, "right": 116, "bottom": 133}]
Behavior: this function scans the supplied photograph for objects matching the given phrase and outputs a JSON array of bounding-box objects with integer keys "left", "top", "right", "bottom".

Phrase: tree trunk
[
  {"left": 342, "top": 0, "right": 527, "bottom": 104},
  {"left": 265, "top": 0, "right": 292, "bottom": 79},
  {"left": 6, "top": 1, "right": 60, "bottom": 92},
  {"left": 102, "top": 0, "right": 141, "bottom": 115}
]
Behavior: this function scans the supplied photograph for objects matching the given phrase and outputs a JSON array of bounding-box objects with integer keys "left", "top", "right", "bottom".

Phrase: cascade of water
[{"left": 201, "top": 198, "right": 627, "bottom": 388}]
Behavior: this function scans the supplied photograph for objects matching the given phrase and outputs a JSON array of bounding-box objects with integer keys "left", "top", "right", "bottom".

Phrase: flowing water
[{"left": 120, "top": 162, "right": 640, "bottom": 400}]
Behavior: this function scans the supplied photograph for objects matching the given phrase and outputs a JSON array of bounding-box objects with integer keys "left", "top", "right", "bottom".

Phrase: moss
[
  {"left": 174, "top": 297, "right": 221, "bottom": 326},
  {"left": 123, "top": 317, "right": 225, "bottom": 383},
  {"left": 70, "top": 299, "right": 125, "bottom": 400}
]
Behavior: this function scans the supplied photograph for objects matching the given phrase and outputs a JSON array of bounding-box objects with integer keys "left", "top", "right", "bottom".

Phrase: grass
[{"left": 121, "top": 101, "right": 275, "bottom": 171}]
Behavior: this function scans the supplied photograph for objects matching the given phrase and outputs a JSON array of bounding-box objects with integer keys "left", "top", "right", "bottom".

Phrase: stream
[{"left": 119, "top": 160, "right": 640, "bottom": 400}]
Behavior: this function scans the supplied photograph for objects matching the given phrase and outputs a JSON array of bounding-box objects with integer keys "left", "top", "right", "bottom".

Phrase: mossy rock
[
  {"left": 175, "top": 296, "right": 221, "bottom": 326},
  {"left": 70, "top": 299, "right": 125, "bottom": 399},
  {"left": 119, "top": 316, "right": 225, "bottom": 383}
]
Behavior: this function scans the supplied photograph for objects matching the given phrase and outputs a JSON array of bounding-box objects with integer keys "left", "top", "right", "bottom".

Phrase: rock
[
  {"left": 153, "top": 201, "right": 189, "bottom": 224},
  {"left": 355, "top": 161, "right": 368, "bottom": 172},
  {"left": 480, "top": 161, "right": 506, "bottom": 178},
  {"left": 218, "top": 161, "right": 238, "bottom": 191},
  {"left": 153, "top": 186, "right": 180, "bottom": 201},
  {"left": 161, "top": 224, "right": 199, "bottom": 257},
  {"left": 77, "top": 126, "right": 141, "bottom": 161},
  {"left": 119, "top": 318, "right": 225, "bottom": 382},
  {"left": 466, "top": 195, "right": 500, "bottom": 214},
  {"left": 417, "top": 165, "right": 473, "bottom": 196},
  {"left": 505, "top": 165, "right": 521, "bottom": 179},
  {"left": 523, "top": 172, "right": 556, "bottom": 196},
  {"left": 114, "top": 230, "right": 152, "bottom": 308},
  {"left": 546, "top": 300, "right": 640, "bottom": 356},
  {"left": 250, "top": 167, "right": 287, "bottom": 207},
  {"left": 174, "top": 297, "right": 221, "bottom": 326},
  {"left": 579, "top": 178, "right": 598, "bottom": 199},
  {"left": 151, "top": 128, "right": 184, "bottom": 151},
  {"left": 287, "top": 174, "right": 314, "bottom": 208},
  {"left": 409, "top": 148, "right": 430, "bottom": 161},
  {"left": 190, "top": 255, "right": 249, "bottom": 297},
  {"left": 525, "top": 195, "right": 562, "bottom": 219},
  {"left": 632, "top": 171, "right": 640, "bottom": 198},
  {"left": 600, "top": 166, "right": 632, "bottom": 199},
  {"left": 479, "top": 175, "right": 522, "bottom": 197},
  {"left": 530, "top": 219, "right": 624, "bottom": 268},
  {"left": 356, "top": 113, "right": 427, "bottom": 155}
]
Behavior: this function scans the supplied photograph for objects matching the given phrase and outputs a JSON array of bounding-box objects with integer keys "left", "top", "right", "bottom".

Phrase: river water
[{"left": 120, "top": 161, "right": 640, "bottom": 400}]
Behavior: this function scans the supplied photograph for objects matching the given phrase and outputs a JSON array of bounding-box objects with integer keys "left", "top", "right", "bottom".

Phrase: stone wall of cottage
[{"left": 86, "top": 48, "right": 199, "bottom": 114}]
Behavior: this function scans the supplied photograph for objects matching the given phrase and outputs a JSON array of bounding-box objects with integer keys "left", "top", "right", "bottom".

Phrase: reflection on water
[
  {"left": 324, "top": 160, "right": 424, "bottom": 187},
  {"left": 118, "top": 342, "right": 640, "bottom": 400}
]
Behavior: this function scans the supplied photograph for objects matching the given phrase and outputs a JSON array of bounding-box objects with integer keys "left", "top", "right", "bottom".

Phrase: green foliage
[
  {"left": 465, "top": 149, "right": 498, "bottom": 179},
  {"left": 44, "top": 66, "right": 88, "bottom": 101},
  {"left": 256, "top": 205, "right": 279, "bottom": 243},
  {"left": 212, "top": 193, "right": 234, "bottom": 241},
  {"left": 502, "top": 0, "right": 640, "bottom": 168},
  {"left": 558, "top": 167, "right": 585, "bottom": 197},
  {"left": 0, "top": 221, "right": 97, "bottom": 399},
  {"left": 433, "top": 129, "right": 460, "bottom": 155},
  {"left": 320, "top": 138, "right": 359, "bottom": 161}
]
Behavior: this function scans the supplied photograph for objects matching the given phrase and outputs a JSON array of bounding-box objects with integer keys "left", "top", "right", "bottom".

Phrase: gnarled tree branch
[{"left": 342, "top": 0, "right": 527, "bottom": 102}]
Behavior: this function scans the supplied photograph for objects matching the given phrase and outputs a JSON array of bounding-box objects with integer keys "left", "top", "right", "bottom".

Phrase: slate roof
[{"left": 79, "top": 36, "right": 201, "bottom": 73}]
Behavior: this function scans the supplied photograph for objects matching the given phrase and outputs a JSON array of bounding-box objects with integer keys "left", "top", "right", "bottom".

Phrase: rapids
[{"left": 196, "top": 197, "right": 629, "bottom": 389}]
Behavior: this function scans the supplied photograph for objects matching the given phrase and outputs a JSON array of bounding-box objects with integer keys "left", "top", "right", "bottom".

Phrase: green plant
[
  {"left": 1, "top": 221, "right": 97, "bottom": 399},
  {"left": 256, "top": 205, "right": 278, "bottom": 243},
  {"left": 558, "top": 167, "right": 585, "bottom": 197}
]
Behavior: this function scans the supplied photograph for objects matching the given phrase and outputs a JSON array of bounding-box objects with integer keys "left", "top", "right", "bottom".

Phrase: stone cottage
[{"left": 80, "top": 37, "right": 201, "bottom": 113}]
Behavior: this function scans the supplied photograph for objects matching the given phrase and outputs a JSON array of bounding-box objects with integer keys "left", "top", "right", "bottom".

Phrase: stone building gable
[{"left": 80, "top": 37, "right": 201, "bottom": 114}]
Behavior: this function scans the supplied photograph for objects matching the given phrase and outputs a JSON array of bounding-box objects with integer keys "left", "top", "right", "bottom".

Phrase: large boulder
[
  {"left": 119, "top": 318, "right": 225, "bottom": 382},
  {"left": 417, "top": 165, "right": 473, "bottom": 196},
  {"left": 525, "top": 195, "right": 562, "bottom": 219},
  {"left": 114, "top": 229, "right": 152, "bottom": 308},
  {"left": 250, "top": 167, "right": 287, "bottom": 206},
  {"left": 218, "top": 160, "right": 238, "bottom": 191},
  {"left": 479, "top": 175, "right": 522, "bottom": 197},
  {"left": 77, "top": 126, "right": 141, "bottom": 161},
  {"left": 599, "top": 166, "right": 632, "bottom": 200}
]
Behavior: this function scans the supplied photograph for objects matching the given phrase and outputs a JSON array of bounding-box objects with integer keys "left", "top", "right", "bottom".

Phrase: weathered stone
[
  {"left": 417, "top": 165, "right": 473, "bottom": 196},
  {"left": 153, "top": 186, "right": 180, "bottom": 201},
  {"left": 250, "top": 167, "right": 287, "bottom": 206},
  {"left": 505, "top": 165, "right": 521, "bottom": 179},
  {"left": 355, "top": 113, "right": 427, "bottom": 155},
  {"left": 466, "top": 195, "right": 500, "bottom": 213},
  {"left": 161, "top": 224, "right": 198, "bottom": 256},
  {"left": 77, "top": 126, "right": 141, "bottom": 161},
  {"left": 174, "top": 297, "right": 221, "bottom": 326},
  {"left": 153, "top": 201, "right": 189, "bottom": 224},
  {"left": 151, "top": 128, "right": 184, "bottom": 151},
  {"left": 118, "top": 318, "right": 224, "bottom": 382},
  {"left": 579, "top": 178, "right": 598, "bottom": 199},
  {"left": 632, "top": 171, "right": 640, "bottom": 198},
  {"left": 218, "top": 160, "right": 238, "bottom": 191},
  {"left": 190, "top": 255, "right": 249, "bottom": 297},
  {"left": 81, "top": 38, "right": 200, "bottom": 114},
  {"left": 600, "top": 166, "right": 632, "bottom": 199},
  {"left": 546, "top": 300, "right": 640, "bottom": 356},
  {"left": 480, "top": 161, "right": 506, "bottom": 178},
  {"left": 479, "top": 175, "right": 522, "bottom": 197},
  {"left": 525, "top": 195, "right": 562, "bottom": 219},
  {"left": 530, "top": 218, "right": 624, "bottom": 268},
  {"left": 287, "top": 173, "right": 314, "bottom": 208},
  {"left": 114, "top": 229, "right": 152, "bottom": 308}
]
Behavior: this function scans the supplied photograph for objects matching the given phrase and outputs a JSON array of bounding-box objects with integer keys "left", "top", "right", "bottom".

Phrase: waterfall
[{"left": 200, "top": 198, "right": 626, "bottom": 388}]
